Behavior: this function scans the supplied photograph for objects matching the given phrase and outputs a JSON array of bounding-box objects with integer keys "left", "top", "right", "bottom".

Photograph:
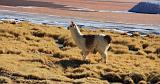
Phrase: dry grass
[{"left": 0, "top": 22, "right": 159, "bottom": 84}]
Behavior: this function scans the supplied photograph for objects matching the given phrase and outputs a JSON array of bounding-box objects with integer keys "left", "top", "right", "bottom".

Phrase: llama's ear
[{"left": 71, "top": 21, "right": 75, "bottom": 25}]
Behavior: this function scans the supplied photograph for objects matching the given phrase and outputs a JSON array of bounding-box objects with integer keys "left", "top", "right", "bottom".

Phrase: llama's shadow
[{"left": 55, "top": 59, "right": 90, "bottom": 69}]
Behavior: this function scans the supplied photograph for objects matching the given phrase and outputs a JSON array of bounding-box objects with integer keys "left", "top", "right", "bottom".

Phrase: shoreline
[
  {"left": 1, "top": 9, "right": 160, "bottom": 26},
  {"left": 0, "top": 10, "right": 160, "bottom": 35}
]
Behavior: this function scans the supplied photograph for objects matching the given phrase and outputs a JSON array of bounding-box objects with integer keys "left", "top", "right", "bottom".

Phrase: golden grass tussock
[
  {"left": 0, "top": 22, "right": 159, "bottom": 83},
  {"left": 101, "top": 72, "right": 122, "bottom": 82},
  {"left": 0, "top": 76, "right": 12, "bottom": 84},
  {"left": 111, "top": 44, "right": 129, "bottom": 54}
]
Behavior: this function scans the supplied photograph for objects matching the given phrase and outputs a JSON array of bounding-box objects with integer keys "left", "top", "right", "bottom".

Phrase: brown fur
[
  {"left": 83, "top": 35, "right": 95, "bottom": 49},
  {"left": 104, "top": 35, "right": 112, "bottom": 44}
]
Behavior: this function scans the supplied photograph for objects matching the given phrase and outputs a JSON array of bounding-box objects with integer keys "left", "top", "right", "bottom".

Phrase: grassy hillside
[{"left": 0, "top": 21, "right": 160, "bottom": 84}]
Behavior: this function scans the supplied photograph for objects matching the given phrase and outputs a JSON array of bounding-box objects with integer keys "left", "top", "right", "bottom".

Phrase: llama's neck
[{"left": 70, "top": 25, "right": 82, "bottom": 41}]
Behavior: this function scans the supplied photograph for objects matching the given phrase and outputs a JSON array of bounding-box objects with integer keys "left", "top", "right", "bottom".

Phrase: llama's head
[{"left": 67, "top": 21, "right": 76, "bottom": 30}]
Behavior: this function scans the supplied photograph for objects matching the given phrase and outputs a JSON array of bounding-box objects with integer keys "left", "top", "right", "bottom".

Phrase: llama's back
[
  {"left": 93, "top": 34, "right": 111, "bottom": 50},
  {"left": 82, "top": 35, "right": 95, "bottom": 49},
  {"left": 96, "top": 34, "right": 112, "bottom": 44}
]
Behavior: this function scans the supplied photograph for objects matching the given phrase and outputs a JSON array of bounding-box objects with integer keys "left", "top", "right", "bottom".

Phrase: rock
[
  {"left": 138, "top": 80, "right": 147, "bottom": 84},
  {"left": 149, "top": 74, "right": 160, "bottom": 84},
  {"left": 123, "top": 77, "right": 134, "bottom": 84},
  {"left": 129, "top": 72, "right": 146, "bottom": 83},
  {"left": 131, "top": 32, "right": 141, "bottom": 37},
  {"left": 119, "top": 73, "right": 129, "bottom": 80},
  {"left": 101, "top": 72, "right": 122, "bottom": 82}
]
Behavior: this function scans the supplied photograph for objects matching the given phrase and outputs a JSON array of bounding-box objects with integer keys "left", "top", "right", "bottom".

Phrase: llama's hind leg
[{"left": 81, "top": 51, "right": 89, "bottom": 60}]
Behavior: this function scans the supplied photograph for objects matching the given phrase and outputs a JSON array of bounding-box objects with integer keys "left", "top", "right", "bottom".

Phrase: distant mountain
[{"left": 129, "top": 1, "right": 160, "bottom": 14}]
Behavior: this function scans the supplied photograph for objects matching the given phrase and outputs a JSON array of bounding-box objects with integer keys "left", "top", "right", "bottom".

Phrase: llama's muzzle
[{"left": 67, "top": 27, "right": 69, "bottom": 30}]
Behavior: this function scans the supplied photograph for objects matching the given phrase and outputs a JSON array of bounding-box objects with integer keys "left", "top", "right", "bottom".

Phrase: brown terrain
[
  {"left": 0, "top": 0, "right": 160, "bottom": 25},
  {"left": 0, "top": 20, "right": 160, "bottom": 84}
]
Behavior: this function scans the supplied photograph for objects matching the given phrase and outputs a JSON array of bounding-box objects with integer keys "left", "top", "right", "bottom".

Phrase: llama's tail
[{"left": 104, "top": 35, "right": 112, "bottom": 44}]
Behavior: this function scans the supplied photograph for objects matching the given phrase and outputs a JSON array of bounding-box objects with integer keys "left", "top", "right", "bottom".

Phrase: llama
[{"left": 67, "top": 21, "right": 112, "bottom": 64}]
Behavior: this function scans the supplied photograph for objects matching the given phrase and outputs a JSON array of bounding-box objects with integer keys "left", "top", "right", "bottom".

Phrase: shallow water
[{"left": 0, "top": 10, "right": 160, "bottom": 35}]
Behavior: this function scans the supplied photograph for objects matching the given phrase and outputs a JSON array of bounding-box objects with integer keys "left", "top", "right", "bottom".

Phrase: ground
[{"left": 0, "top": 21, "right": 160, "bottom": 84}]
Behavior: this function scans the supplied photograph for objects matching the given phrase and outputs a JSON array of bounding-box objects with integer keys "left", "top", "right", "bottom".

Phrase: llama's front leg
[
  {"left": 99, "top": 52, "right": 108, "bottom": 64},
  {"left": 81, "top": 51, "right": 89, "bottom": 60},
  {"left": 104, "top": 52, "right": 108, "bottom": 63}
]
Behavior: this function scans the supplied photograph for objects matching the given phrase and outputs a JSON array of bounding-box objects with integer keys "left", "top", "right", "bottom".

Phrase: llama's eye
[{"left": 70, "top": 25, "right": 74, "bottom": 27}]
